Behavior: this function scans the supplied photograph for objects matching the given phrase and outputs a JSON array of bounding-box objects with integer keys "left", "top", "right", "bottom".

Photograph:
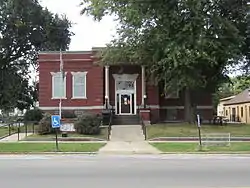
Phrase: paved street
[{"left": 0, "top": 154, "right": 250, "bottom": 188}]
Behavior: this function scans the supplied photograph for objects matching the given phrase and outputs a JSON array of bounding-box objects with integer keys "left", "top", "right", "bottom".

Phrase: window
[
  {"left": 72, "top": 72, "right": 87, "bottom": 99},
  {"left": 51, "top": 72, "right": 66, "bottom": 99},
  {"left": 241, "top": 107, "right": 244, "bottom": 117},
  {"left": 166, "top": 109, "right": 178, "bottom": 120},
  {"left": 164, "top": 90, "right": 179, "bottom": 99}
]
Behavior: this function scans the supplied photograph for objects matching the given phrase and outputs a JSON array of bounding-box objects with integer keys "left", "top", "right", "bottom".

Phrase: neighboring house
[
  {"left": 38, "top": 49, "right": 214, "bottom": 124},
  {"left": 217, "top": 95, "right": 235, "bottom": 116},
  {"left": 223, "top": 88, "right": 250, "bottom": 123}
]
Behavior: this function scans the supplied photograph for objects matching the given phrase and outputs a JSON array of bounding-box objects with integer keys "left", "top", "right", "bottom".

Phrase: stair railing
[
  {"left": 139, "top": 113, "right": 147, "bottom": 140},
  {"left": 107, "top": 109, "right": 113, "bottom": 141}
]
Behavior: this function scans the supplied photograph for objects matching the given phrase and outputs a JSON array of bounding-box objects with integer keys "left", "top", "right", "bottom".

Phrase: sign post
[
  {"left": 51, "top": 115, "right": 61, "bottom": 151},
  {"left": 197, "top": 114, "right": 202, "bottom": 151}
]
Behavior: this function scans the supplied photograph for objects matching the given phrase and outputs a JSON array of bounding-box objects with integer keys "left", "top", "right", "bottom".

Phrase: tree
[
  {"left": 81, "top": 0, "right": 246, "bottom": 123},
  {"left": 0, "top": 0, "right": 73, "bottom": 111}
]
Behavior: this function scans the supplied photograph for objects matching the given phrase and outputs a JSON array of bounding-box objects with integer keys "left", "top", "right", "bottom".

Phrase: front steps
[{"left": 112, "top": 115, "right": 140, "bottom": 125}]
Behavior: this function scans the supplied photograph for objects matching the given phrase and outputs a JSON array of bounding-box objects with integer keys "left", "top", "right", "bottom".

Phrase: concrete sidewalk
[
  {"left": 0, "top": 133, "right": 33, "bottom": 142},
  {"left": 99, "top": 125, "right": 160, "bottom": 154},
  {"left": 98, "top": 141, "right": 160, "bottom": 154},
  {"left": 0, "top": 133, "right": 107, "bottom": 143}
]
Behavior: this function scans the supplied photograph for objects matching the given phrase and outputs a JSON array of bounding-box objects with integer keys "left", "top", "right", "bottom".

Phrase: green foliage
[
  {"left": 81, "top": 0, "right": 247, "bottom": 122},
  {"left": 74, "top": 114, "right": 102, "bottom": 135},
  {"left": 37, "top": 113, "right": 55, "bottom": 135},
  {"left": 0, "top": 0, "right": 73, "bottom": 111},
  {"left": 24, "top": 108, "right": 43, "bottom": 122}
]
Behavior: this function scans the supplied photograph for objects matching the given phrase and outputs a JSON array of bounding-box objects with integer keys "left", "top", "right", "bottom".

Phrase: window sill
[
  {"left": 51, "top": 97, "right": 67, "bottom": 100},
  {"left": 71, "top": 97, "right": 87, "bottom": 100}
]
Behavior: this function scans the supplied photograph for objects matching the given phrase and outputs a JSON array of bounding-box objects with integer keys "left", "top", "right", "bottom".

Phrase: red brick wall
[{"left": 38, "top": 52, "right": 103, "bottom": 109}]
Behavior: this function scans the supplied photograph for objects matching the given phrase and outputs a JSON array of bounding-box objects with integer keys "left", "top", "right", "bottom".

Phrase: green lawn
[
  {"left": 26, "top": 127, "right": 108, "bottom": 140},
  {"left": 0, "top": 143, "right": 105, "bottom": 153},
  {"left": 147, "top": 123, "right": 250, "bottom": 139},
  {"left": 151, "top": 142, "right": 250, "bottom": 153}
]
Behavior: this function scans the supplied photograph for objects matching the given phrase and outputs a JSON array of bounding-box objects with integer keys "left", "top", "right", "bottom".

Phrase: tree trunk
[{"left": 184, "top": 87, "right": 192, "bottom": 124}]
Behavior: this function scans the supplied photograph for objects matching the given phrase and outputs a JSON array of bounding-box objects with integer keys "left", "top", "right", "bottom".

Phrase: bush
[
  {"left": 37, "top": 113, "right": 56, "bottom": 135},
  {"left": 74, "top": 113, "right": 102, "bottom": 135},
  {"left": 24, "top": 108, "right": 43, "bottom": 122}
]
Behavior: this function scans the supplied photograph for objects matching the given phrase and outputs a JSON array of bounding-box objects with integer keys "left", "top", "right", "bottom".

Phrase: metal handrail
[
  {"left": 107, "top": 110, "right": 113, "bottom": 141},
  {"left": 139, "top": 113, "right": 147, "bottom": 140}
]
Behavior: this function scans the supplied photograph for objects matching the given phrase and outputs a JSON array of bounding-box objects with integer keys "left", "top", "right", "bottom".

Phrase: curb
[
  {"left": 0, "top": 152, "right": 250, "bottom": 155},
  {"left": 148, "top": 137, "right": 250, "bottom": 142},
  {"left": 0, "top": 152, "right": 99, "bottom": 155}
]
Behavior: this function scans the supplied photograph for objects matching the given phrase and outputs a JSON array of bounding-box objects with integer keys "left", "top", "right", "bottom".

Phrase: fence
[{"left": 201, "top": 133, "right": 231, "bottom": 147}]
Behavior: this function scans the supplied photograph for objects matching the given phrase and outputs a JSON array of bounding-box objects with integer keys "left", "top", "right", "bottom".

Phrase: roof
[
  {"left": 224, "top": 88, "right": 250, "bottom": 105},
  {"left": 39, "top": 47, "right": 105, "bottom": 55},
  {"left": 39, "top": 51, "right": 92, "bottom": 55},
  {"left": 219, "top": 95, "right": 235, "bottom": 102}
]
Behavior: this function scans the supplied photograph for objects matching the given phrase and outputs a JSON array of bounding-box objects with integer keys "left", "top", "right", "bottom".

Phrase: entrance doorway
[
  {"left": 113, "top": 74, "right": 138, "bottom": 115},
  {"left": 116, "top": 93, "right": 135, "bottom": 115}
]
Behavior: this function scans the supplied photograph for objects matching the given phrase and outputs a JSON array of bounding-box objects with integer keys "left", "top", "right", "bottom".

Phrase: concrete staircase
[{"left": 112, "top": 115, "right": 140, "bottom": 125}]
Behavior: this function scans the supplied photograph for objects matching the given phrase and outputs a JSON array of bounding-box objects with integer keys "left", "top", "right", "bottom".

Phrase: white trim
[
  {"left": 50, "top": 72, "right": 67, "bottom": 99},
  {"left": 105, "top": 66, "right": 109, "bottom": 104},
  {"left": 39, "top": 105, "right": 214, "bottom": 111},
  {"left": 71, "top": 71, "right": 87, "bottom": 99},
  {"left": 141, "top": 66, "right": 145, "bottom": 105},
  {"left": 39, "top": 106, "right": 104, "bottom": 110},
  {"left": 113, "top": 74, "right": 139, "bottom": 82}
]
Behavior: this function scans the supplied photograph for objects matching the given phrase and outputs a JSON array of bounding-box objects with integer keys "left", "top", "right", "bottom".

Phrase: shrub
[
  {"left": 74, "top": 113, "right": 102, "bottom": 135},
  {"left": 24, "top": 108, "right": 43, "bottom": 122},
  {"left": 37, "top": 113, "right": 56, "bottom": 135}
]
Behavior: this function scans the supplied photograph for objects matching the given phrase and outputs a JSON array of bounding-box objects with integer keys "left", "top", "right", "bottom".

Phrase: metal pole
[
  {"left": 8, "top": 124, "right": 11, "bottom": 136},
  {"left": 55, "top": 128, "right": 59, "bottom": 151},
  {"left": 197, "top": 114, "right": 202, "bottom": 151},
  {"left": 33, "top": 122, "right": 35, "bottom": 134},
  {"left": 18, "top": 122, "right": 20, "bottom": 141}
]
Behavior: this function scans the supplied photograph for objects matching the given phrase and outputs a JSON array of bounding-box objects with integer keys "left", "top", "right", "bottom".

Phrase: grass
[
  {"left": 147, "top": 123, "right": 250, "bottom": 139},
  {"left": 151, "top": 142, "right": 250, "bottom": 153},
  {"left": 0, "top": 143, "right": 105, "bottom": 153},
  {"left": 26, "top": 127, "right": 108, "bottom": 140}
]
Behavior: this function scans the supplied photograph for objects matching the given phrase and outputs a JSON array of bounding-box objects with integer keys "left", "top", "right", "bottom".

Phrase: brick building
[{"left": 38, "top": 48, "right": 213, "bottom": 124}]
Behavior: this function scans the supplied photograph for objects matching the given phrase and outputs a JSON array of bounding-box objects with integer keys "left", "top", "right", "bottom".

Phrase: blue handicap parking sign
[{"left": 51, "top": 115, "right": 61, "bottom": 128}]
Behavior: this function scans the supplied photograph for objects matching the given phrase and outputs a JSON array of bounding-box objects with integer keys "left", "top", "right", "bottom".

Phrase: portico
[{"left": 104, "top": 65, "right": 146, "bottom": 115}]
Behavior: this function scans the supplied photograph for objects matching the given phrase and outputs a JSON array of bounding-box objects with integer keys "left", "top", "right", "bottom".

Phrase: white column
[
  {"left": 105, "top": 66, "right": 109, "bottom": 106},
  {"left": 141, "top": 65, "right": 145, "bottom": 106}
]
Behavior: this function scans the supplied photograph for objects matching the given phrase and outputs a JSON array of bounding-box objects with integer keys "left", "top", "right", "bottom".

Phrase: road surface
[{"left": 0, "top": 154, "right": 249, "bottom": 188}]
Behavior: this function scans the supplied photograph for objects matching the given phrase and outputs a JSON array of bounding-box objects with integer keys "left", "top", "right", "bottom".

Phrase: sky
[
  {"left": 40, "top": 0, "right": 117, "bottom": 51},
  {"left": 37, "top": 0, "right": 239, "bottom": 78}
]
